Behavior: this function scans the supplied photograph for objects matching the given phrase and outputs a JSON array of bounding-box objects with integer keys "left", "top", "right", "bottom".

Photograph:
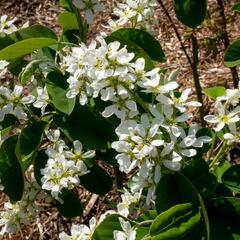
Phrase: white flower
[
  {"left": 41, "top": 141, "right": 90, "bottom": 201},
  {"left": 59, "top": 217, "right": 97, "bottom": 240},
  {"left": 0, "top": 60, "right": 9, "bottom": 79},
  {"left": 114, "top": 218, "right": 136, "bottom": 240},
  {"left": 65, "top": 140, "right": 95, "bottom": 161},
  {"left": 0, "top": 15, "right": 17, "bottom": 35},
  {"left": 0, "top": 181, "right": 42, "bottom": 235},
  {"left": 102, "top": 94, "right": 138, "bottom": 121},
  {"left": 109, "top": 0, "right": 158, "bottom": 33},
  {"left": 157, "top": 88, "right": 201, "bottom": 112},
  {"left": 224, "top": 133, "right": 240, "bottom": 145},
  {"left": 33, "top": 86, "right": 49, "bottom": 113},
  {"left": 204, "top": 101, "right": 240, "bottom": 133},
  {"left": 117, "top": 188, "right": 141, "bottom": 217},
  {"left": 0, "top": 85, "right": 35, "bottom": 121},
  {"left": 73, "top": 0, "right": 104, "bottom": 24}
]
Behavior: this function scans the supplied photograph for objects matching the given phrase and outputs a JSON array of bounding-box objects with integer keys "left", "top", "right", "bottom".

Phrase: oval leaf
[
  {"left": 222, "top": 165, "right": 240, "bottom": 194},
  {"left": 53, "top": 104, "right": 117, "bottom": 150},
  {"left": 0, "top": 24, "right": 57, "bottom": 50},
  {"left": 15, "top": 121, "right": 47, "bottom": 172},
  {"left": 46, "top": 71, "right": 76, "bottom": 115},
  {"left": 57, "top": 12, "right": 78, "bottom": 30},
  {"left": 0, "top": 38, "right": 57, "bottom": 60},
  {"left": 232, "top": 3, "right": 240, "bottom": 13},
  {"left": 206, "top": 197, "right": 240, "bottom": 221},
  {"left": 0, "top": 136, "right": 24, "bottom": 201},
  {"left": 193, "top": 173, "right": 218, "bottom": 198},
  {"left": 80, "top": 165, "right": 112, "bottom": 195},
  {"left": 56, "top": 191, "right": 83, "bottom": 218},
  {"left": 203, "top": 86, "right": 226, "bottom": 99},
  {"left": 150, "top": 203, "right": 201, "bottom": 239},
  {"left": 34, "top": 149, "right": 48, "bottom": 186},
  {"left": 173, "top": 0, "right": 207, "bottom": 28},
  {"left": 224, "top": 40, "right": 240, "bottom": 67}
]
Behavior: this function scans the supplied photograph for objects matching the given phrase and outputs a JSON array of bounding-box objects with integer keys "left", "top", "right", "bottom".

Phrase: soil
[{"left": 0, "top": 0, "right": 240, "bottom": 239}]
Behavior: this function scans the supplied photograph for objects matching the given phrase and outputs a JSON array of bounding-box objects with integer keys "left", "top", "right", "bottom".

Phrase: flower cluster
[
  {"left": 40, "top": 129, "right": 95, "bottom": 201},
  {"left": 62, "top": 36, "right": 210, "bottom": 206},
  {"left": 0, "top": 181, "right": 44, "bottom": 235},
  {"left": 108, "top": 0, "right": 158, "bottom": 33}
]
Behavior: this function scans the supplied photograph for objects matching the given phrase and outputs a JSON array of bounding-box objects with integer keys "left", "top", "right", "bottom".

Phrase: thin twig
[
  {"left": 157, "top": 0, "right": 205, "bottom": 125},
  {"left": 216, "top": 0, "right": 239, "bottom": 88},
  {"left": 191, "top": 34, "right": 205, "bottom": 126},
  {"left": 83, "top": 194, "right": 99, "bottom": 217}
]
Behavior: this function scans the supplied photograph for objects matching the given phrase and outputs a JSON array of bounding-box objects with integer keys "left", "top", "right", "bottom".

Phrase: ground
[{"left": 0, "top": 0, "right": 239, "bottom": 239}]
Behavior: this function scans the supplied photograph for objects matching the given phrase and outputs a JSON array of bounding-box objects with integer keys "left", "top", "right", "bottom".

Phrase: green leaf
[
  {"left": 106, "top": 35, "right": 155, "bottom": 71},
  {"left": 182, "top": 157, "right": 209, "bottom": 181},
  {"left": 34, "top": 149, "right": 48, "bottom": 186},
  {"left": 15, "top": 121, "right": 47, "bottom": 172},
  {"left": 150, "top": 203, "right": 201, "bottom": 239},
  {"left": 156, "top": 173, "right": 210, "bottom": 239},
  {"left": 46, "top": 71, "right": 76, "bottom": 115},
  {"left": 0, "top": 114, "right": 19, "bottom": 136},
  {"left": 138, "top": 210, "right": 158, "bottom": 221},
  {"left": 60, "top": 0, "right": 74, "bottom": 12},
  {"left": 156, "top": 174, "right": 181, "bottom": 213},
  {"left": 224, "top": 40, "right": 240, "bottom": 67},
  {"left": 193, "top": 173, "right": 217, "bottom": 198},
  {"left": 80, "top": 165, "right": 112, "bottom": 195},
  {"left": 53, "top": 104, "right": 117, "bottom": 150},
  {"left": 0, "top": 38, "right": 57, "bottom": 61},
  {"left": 96, "top": 149, "right": 118, "bottom": 166},
  {"left": 110, "top": 28, "right": 166, "bottom": 62},
  {"left": 232, "top": 3, "right": 240, "bottom": 12},
  {"left": 0, "top": 24, "right": 57, "bottom": 50},
  {"left": 0, "top": 136, "right": 24, "bottom": 201},
  {"left": 222, "top": 165, "right": 240, "bottom": 193},
  {"left": 57, "top": 12, "right": 78, "bottom": 30},
  {"left": 206, "top": 197, "right": 240, "bottom": 221},
  {"left": 203, "top": 86, "right": 226, "bottom": 99},
  {"left": 210, "top": 217, "right": 240, "bottom": 240},
  {"left": 175, "top": 173, "right": 210, "bottom": 240},
  {"left": 214, "top": 160, "right": 231, "bottom": 182},
  {"left": 173, "top": 0, "right": 207, "bottom": 28},
  {"left": 56, "top": 191, "right": 83, "bottom": 218},
  {"left": 92, "top": 214, "right": 122, "bottom": 240}
]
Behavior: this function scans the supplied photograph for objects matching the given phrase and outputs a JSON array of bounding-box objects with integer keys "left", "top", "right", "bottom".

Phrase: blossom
[
  {"left": 33, "top": 86, "right": 49, "bottom": 113},
  {"left": 41, "top": 139, "right": 94, "bottom": 201},
  {"left": 157, "top": 88, "right": 201, "bottom": 113},
  {"left": 114, "top": 218, "right": 136, "bottom": 240},
  {"left": 109, "top": 0, "right": 158, "bottom": 33},
  {"left": 59, "top": 217, "right": 97, "bottom": 240},
  {"left": 204, "top": 101, "right": 240, "bottom": 133},
  {"left": 0, "top": 85, "right": 35, "bottom": 122},
  {"left": 0, "top": 181, "right": 42, "bottom": 235},
  {"left": 0, "top": 60, "right": 9, "bottom": 79},
  {"left": 102, "top": 94, "right": 138, "bottom": 121},
  {"left": 117, "top": 188, "right": 141, "bottom": 217},
  {"left": 72, "top": 0, "right": 104, "bottom": 24},
  {"left": 0, "top": 15, "right": 17, "bottom": 35}
]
